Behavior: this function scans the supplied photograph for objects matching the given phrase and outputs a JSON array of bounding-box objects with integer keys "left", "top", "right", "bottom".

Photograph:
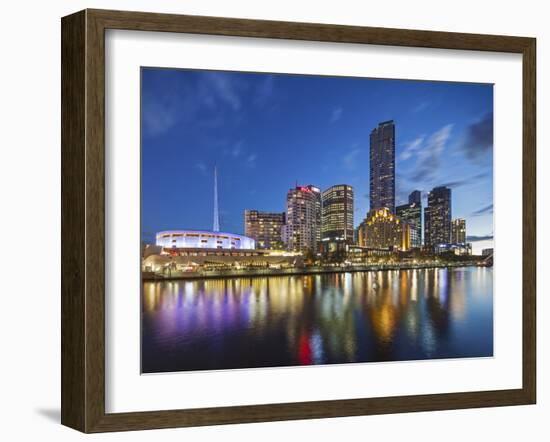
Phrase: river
[{"left": 142, "top": 266, "right": 493, "bottom": 373}]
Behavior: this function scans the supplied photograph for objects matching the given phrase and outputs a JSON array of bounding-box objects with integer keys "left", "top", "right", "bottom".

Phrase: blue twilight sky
[{"left": 141, "top": 68, "right": 494, "bottom": 254}]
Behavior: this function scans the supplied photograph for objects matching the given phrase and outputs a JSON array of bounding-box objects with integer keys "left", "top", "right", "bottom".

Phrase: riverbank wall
[{"left": 142, "top": 262, "right": 486, "bottom": 282}]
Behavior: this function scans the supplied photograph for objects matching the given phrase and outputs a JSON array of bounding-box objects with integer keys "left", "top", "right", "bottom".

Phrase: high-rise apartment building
[
  {"left": 451, "top": 218, "right": 466, "bottom": 244},
  {"left": 370, "top": 120, "right": 396, "bottom": 212},
  {"left": 321, "top": 185, "right": 354, "bottom": 243},
  {"left": 396, "top": 190, "right": 422, "bottom": 248},
  {"left": 425, "top": 186, "right": 452, "bottom": 247},
  {"left": 284, "top": 185, "right": 322, "bottom": 253},
  {"left": 244, "top": 210, "right": 286, "bottom": 250}
]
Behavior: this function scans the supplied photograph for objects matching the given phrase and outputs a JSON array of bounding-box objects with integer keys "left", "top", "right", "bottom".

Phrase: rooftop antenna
[{"left": 213, "top": 165, "right": 220, "bottom": 232}]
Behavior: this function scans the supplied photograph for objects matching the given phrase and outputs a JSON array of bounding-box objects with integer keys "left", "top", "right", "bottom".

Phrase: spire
[{"left": 213, "top": 166, "right": 220, "bottom": 232}]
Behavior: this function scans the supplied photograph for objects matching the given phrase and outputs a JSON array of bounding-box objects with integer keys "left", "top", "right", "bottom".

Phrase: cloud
[
  {"left": 195, "top": 162, "right": 207, "bottom": 174},
  {"left": 231, "top": 141, "right": 244, "bottom": 158},
  {"left": 254, "top": 75, "right": 275, "bottom": 107},
  {"left": 330, "top": 107, "right": 343, "bottom": 123},
  {"left": 142, "top": 70, "right": 247, "bottom": 138},
  {"left": 440, "top": 172, "right": 489, "bottom": 189},
  {"left": 408, "top": 124, "right": 453, "bottom": 182},
  {"left": 459, "top": 112, "right": 493, "bottom": 161},
  {"left": 467, "top": 234, "right": 494, "bottom": 242},
  {"left": 142, "top": 100, "right": 178, "bottom": 136},
  {"left": 399, "top": 136, "right": 425, "bottom": 161},
  {"left": 203, "top": 72, "right": 242, "bottom": 111},
  {"left": 471, "top": 203, "right": 493, "bottom": 217},
  {"left": 343, "top": 148, "right": 361, "bottom": 170},
  {"left": 412, "top": 101, "right": 430, "bottom": 113},
  {"left": 246, "top": 153, "right": 257, "bottom": 168}
]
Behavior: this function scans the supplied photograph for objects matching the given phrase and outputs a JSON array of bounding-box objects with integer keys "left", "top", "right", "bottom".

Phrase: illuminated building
[
  {"left": 155, "top": 167, "right": 255, "bottom": 250},
  {"left": 451, "top": 218, "right": 466, "bottom": 244},
  {"left": 156, "top": 230, "right": 255, "bottom": 250},
  {"left": 357, "top": 207, "right": 410, "bottom": 251},
  {"left": 356, "top": 222, "right": 366, "bottom": 247},
  {"left": 424, "top": 186, "right": 452, "bottom": 247},
  {"left": 396, "top": 190, "right": 422, "bottom": 248},
  {"left": 284, "top": 184, "right": 321, "bottom": 253},
  {"left": 434, "top": 243, "right": 472, "bottom": 255},
  {"left": 370, "top": 120, "right": 395, "bottom": 212},
  {"left": 244, "top": 210, "right": 286, "bottom": 250},
  {"left": 346, "top": 245, "right": 393, "bottom": 263},
  {"left": 143, "top": 248, "right": 302, "bottom": 275},
  {"left": 321, "top": 184, "right": 354, "bottom": 243}
]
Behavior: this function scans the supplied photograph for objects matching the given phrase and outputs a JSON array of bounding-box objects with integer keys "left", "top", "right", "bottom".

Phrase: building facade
[
  {"left": 244, "top": 210, "right": 286, "bottom": 250},
  {"left": 396, "top": 190, "right": 422, "bottom": 248},
  {"left": 143, "top": 248, "right": 302, "bottom": 276},
  {"left": 370, "top": 120, "right": 396, "bottom": 212},
  {"left": 424, "top": 186, "right": 452, "bottom": 247},
  {"left": 284, "top": 185, "right": 322, "bottom": 253},
  {"left": 357, "top": 207, "right": 410, "bottom": 251},
  {"left": 156, "top": 230, "right": 255, "bottom": 250},
  {"left": 321, "top": 184, "right": 354, "bottom": 243},
  {"left": 451, "top": 218, "right": 466, "bottom": 244}
]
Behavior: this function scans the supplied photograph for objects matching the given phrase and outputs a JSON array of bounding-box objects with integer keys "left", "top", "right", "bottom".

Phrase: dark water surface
[{"left": 142, "top": 267, "right": 493, "bottom": 373}]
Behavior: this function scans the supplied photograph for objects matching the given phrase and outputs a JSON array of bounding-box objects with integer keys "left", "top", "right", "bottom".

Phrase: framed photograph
[{"left": 61, "top": 9, "right": 536, "bottom": 432}]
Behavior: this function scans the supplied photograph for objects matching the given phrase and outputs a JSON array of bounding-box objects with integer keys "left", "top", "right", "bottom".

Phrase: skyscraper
[
  {"left": 321, "top": 185, "right": 354, "bottom": 243},
  {"left": 425, "top": 186, "right": 452, "bottom": 247},
  {"left": 284, "top": 185, "right": 322, "bottom": 253},
  {"left": 409, "top": 190, "right": 421, "bottom": 205},
  {"left": 451, "top": 218, "right": 466, "bottom": 244},
  {"left": 370, "top": 120, "right": 396, "bottom": 212},
  {"left": 396, "top": 190, "right": 422, "bottom": 248},
  {"left": 244, "top": 210, "right": 286, "bottom": 250}
]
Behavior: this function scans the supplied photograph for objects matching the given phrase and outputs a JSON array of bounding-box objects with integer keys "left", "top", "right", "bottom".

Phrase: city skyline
[{"left": 141, "top": 68, "right": 493, "bottom": 253}]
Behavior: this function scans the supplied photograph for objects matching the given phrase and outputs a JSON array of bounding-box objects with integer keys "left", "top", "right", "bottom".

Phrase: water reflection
[{"left": 142, "top": 267, "right": 493, "bottom": 373}]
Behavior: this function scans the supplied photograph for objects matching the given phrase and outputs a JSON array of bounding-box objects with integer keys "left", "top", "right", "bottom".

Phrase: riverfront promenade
[{"left": 142, "top": 261, "right": 488, "bottom": 281}]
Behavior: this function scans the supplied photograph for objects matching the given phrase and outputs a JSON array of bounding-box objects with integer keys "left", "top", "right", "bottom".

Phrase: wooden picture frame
[{"left": 61, "top": 8, "right": 536, "bottom": 433}]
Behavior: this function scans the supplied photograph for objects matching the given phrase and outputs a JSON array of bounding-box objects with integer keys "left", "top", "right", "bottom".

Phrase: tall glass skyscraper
[
  {"left": 425, "top": 186, "right": 452, "bottom": 247},
  {"left": 396, "top": 190, "right": 422, "bottom": 248},
  {"left": 370, "top": 120, "right": 396, "bottom": 212},
  {"left": 321, "top": 184, "right": 354, "bottom": 243}
]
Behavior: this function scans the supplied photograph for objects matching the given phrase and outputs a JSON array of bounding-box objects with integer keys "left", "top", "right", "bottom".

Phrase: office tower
[
  {"left": 285, "top": 185, "right": 322, "bottom": 253},
  {"left": 425, "top": 186, "right": 452, "bottom": 246},
  {"left": 358, "top": 207, "right": 410, "bottom": 251},
  {"left": 244, "top": 210, "right": 286, "bottom": 250},
  {"left": 321, "top": 184, "right": 354, "bottom": 243},
  {"left": 409, "top": 190, "right": 421, "bottom": 205},
  {"left": 396, "top": 190, "right": 422, "bottom": 248},
  {"left": 370, "top": 120, "right": 396, "bottom": 212},
  {"left": 451, "top": 218, "right": 466, "bottom": 244}
]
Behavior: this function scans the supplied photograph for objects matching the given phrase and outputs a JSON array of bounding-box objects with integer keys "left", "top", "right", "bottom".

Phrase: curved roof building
[{"left": 156, "top": 230, "right": 255, "bottom": 250}]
